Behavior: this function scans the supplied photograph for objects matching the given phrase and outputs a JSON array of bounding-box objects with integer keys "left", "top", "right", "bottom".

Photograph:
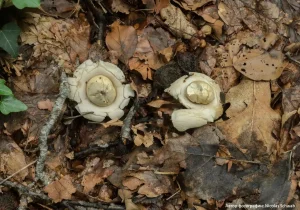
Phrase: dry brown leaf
[
  {"left": 44, "top": 175, "right": 76, "bottom": 203},
  {"left": 129, "top": 58, "right": 152, "bottom": 80},
  {"left": 122, "top": 177, "right": 144, "bottom": 190},
  {"left": 98, "top": 185, "right": 113, "bottom": 202},
  {"left": 233, "top": 49, "right": 285, "bottom": 80},
  {"left": 174, "top": 0, "right": 213, "bottom": 10},
  {"left": 133, "top": 131, "right": 154, "bottom": 148},
  {"left": 218, "top": 2, "right": 242, "bottom": 30},
  {"left": 111, "top": 0, "right": 130, "bottom": 14},
  {"left": 260, "top": 33, "right": 279, "bottom": 50},
  {"left": 37, "top": 99, "right": 54, "bottom": 111},
  {"left": 159, "top": 46, "right": 173, "bottom": 62},
  {"left": 147, "top": 99, "right": 172, "bottom": 108},
  {"left": 105, "top": 20, "right": 138, "bottom": 64},
  {"left": 81, "top": 168, "right": 114, "bottom": 193},
  {"left": 118, "top": 189, "right": 133, "bottom": 200},
  {"left": 20, "top": 13, "right": 90, "bottom": 72},
  {"left": 130, "top": 81, "right": 152, "bottom": 97},
  {"left": 154, "top": 0, "right": 170, "bottom": 13},
  {"left": 0, "top": 136, "right": 28, "bottom": 182},
  {"left": 217, "top": 79, "right": 281, "bottom": 161},
  {"left": 127, "top": 171, "right": 172, "bottom": 197},
  {"left": 211, "top": 67, "right": 239, "bottom": 93},
  {"left": 160, "top": 4, "right": 197, "bottom": 39},
  {"left": 101, "top": 119, "right": 123, "bottom": 128},
  {"left": 125, "top": 199, "right": 141, "bottom": 210}
]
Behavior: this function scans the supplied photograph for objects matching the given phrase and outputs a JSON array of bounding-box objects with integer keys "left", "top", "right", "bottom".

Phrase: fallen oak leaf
[
  {"left": 44, "top": 175, "right": 76, "bottom": 203},
  {"left": 217, "top": 79, "right": 281, "bottom": 162}
]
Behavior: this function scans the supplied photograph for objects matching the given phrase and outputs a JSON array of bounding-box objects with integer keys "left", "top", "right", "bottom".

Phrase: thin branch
[
  {"left": 62, "top": 200, "right": 125, "bottom": 210},
  {"left": 36, "top": 72, "right": 69, "bottom": 185},
  {"left": 285, "top": 53, "right": 300, "bottom": 66},
  {"left": 186, "top": 152, "right": 263, "bottom": 165},
  {"left": 120, "top": 99, "right": 138, "bottom": 142},
  {"left": 0, "top": 178, "right": 50, "bottom": 201}
]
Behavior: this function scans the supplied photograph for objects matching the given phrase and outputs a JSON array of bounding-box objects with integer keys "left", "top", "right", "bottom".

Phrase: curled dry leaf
[
  {"left": 233, "top": 49, "right": 285, "bottom": 81},
  {"left": 0, "top": 136, "right": 28, "bottom": 182},
  {"left": 44, "top": 175, "right": 76, "bottom": 203},
  {"left": 37, "top": 99, "right": 54, "bottom": 111},
  {"left": 160, "top": 4, "right": 197, "bottom": 39},
  {"left": 111, "top": 0, "right": 130, "bottom": 14},
  {"left": 105, "top": 20, "right": 138, "bottom": 64}
]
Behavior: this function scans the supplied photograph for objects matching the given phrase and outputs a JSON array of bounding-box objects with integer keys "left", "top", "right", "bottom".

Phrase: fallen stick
[{"left": 36, "top": 72, "right": 69, "bottom": 185}]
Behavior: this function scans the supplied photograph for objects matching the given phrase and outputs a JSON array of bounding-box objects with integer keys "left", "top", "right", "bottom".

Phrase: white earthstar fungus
[
  {"left": 165, "top": 73, "right": 223, "bottom": 131},
  {"left": 68, "top": 60, "right": 135, "bottom": 122}
]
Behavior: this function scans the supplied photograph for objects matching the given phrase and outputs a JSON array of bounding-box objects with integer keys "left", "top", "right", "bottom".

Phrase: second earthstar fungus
[
  {"left": 67, "top": 60, "right": 135, "bottom": 122},
  {"left": 165, "top": 72, "right": 223, "bottom": 131}
]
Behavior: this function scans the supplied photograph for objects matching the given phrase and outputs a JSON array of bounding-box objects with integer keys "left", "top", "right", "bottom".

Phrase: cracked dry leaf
[
  {"left": 160, "top": 4, "right": 197, "bottom": 39},
  {"left": 126, "top": 171, "right": 172, "bottom": 197},
  {"left": 44, "top": 175, "right": 76, "bottom": 203},
  {"left": 217, "top": 79, "right": 281, "bottom": 162},
  {"left": 20, "top": 13, "right": 90, "bottom": 72},
  {"left": 106, "top": 20, "right": 138, "bottom": 64},
  {"left": 233, "top": 49, "right": 285, "bottom": 81},
  {"left": 0, "top": 136, "right": 28, "bottom": 182}
]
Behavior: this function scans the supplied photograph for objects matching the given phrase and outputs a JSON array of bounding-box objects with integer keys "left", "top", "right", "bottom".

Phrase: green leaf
[
  {"left": 0, "top": 95, "right": 27, "bottom": 115},
  {"left": 0, "top": 79, "right": 5, "bottom": 84},
  {"left": 12, "top": 0, "right": 40, "bottom": 9},
  {"left": 0, "top": 82, "right": 13, "bottom": 95},
  {"left": 0, "top": 22, "right": 21, "bottom": 57}
]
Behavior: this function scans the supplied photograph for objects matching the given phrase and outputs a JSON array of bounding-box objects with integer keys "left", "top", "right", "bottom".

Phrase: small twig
[
  {"left": 166, "top": 181, "right": 181, "bottom": 200},
  {"left": 0, "top": 178, "right": 50, "bottom": 201},
  {"left": 0, "top": 160, "right": 37, "bottom": 185},
  {"left": 36, "top": 72, "right": 69, "bottom": 185},
  {"left": 285, "top": 53, "right": 300, "bottom": 66},
  {"left": 186, "top": 152, "right": 263, "bottom": 165},
  {"left": 120, "top": 99, "right": 138, "bottom": 142}
]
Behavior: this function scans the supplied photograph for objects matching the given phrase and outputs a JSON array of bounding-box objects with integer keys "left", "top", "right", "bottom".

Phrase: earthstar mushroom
[
  {"left": 165, "top": 72, "right": 223, "bottom": 131},
  {"left": 68, "top": 60, "right": 135, "bottom": 122}
]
